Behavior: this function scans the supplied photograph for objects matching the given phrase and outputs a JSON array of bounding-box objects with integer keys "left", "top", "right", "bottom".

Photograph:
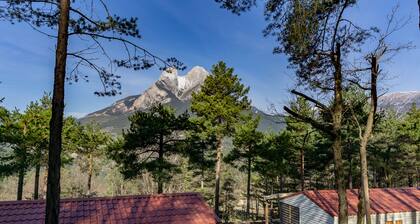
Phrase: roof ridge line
[{"left": 0, "top": 192, "right": 201, "bottom": 205}]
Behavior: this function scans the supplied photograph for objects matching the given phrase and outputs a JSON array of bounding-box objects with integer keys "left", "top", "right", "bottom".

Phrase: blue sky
[{"left": 0, "top": 0, "right": 419, "bottom": 117}]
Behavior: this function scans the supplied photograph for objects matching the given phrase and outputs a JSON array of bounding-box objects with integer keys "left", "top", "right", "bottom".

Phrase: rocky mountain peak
[
  {"left": 157, "top": 66, "right": 208, "bottom": 98},
  {"left": 184, "top": 66, "right": 208, "bottom": 79},
  {"left": 378, "top": 91, "right": 420, "bottom": 114},
  {"left": 79, "top": 65, "right": 281, "bottom": 133},
  {"left": 84, "top": 66, "right": 209, "bottom": 118}
]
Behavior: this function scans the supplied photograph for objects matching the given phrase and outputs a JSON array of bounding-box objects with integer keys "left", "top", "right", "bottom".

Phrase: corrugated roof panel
[
  {"left": 0, "top": 192, "right": 219, "bottom": 224},
  {"left": 302, "top": 188, "right": 419, "bottom": 216}
]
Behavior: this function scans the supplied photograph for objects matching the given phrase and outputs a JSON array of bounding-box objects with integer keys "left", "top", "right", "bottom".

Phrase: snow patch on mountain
[{"left": 84, "top": 66, "right": 209, "bottom": 118}]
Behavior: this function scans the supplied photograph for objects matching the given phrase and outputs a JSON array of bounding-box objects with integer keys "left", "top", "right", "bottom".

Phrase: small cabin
[
  {"left": 274, "top": 188, "right": 419, "bottom": 224},
  {"left": 0, "top": 192, "right": 219, "bottom": 224}
]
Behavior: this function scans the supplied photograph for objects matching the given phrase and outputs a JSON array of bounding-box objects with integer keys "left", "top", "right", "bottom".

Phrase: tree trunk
[
  {"left": 332, "top": 43, "right": 348, "bottom": 224},
  {"left": 408, "top": 175, "right": 413, "bottom": 187},
  {"left": 332, "top": 136, "right": 348, "bottom": 224},
  {"left": 43, "top": 168, "right": 48, "bottom": 198},
  {"left": 356, "top": 188, "right": 365, "bottom": 224},
  {"left": 214, "top": 137, "right": 223, "bottom": 217},
  {"left": 279, "top": 175, "right": 284, "bottom": 192},
  {"left": 87, "top": 154, "right": 93, "bottom": 195},
  {"left": 300, "top": 148, "right": 305, "bottom": 191},
  {"left": 17, "top": 167, "right": 25, "bottom": 200},
  {"left": 158, "top": 134, "right": 164, "bottom": 194},
  {"left": 300, "top": 131, "right": 310, "bottom": 191},
  {"left": 418, "top": 0, "right": 420, "bottom": 30},
  {"left": 264, "top": 202, "right": 269, "bottom": 224},
  {"left": 417, "top": 145, "right": 420, "bottom": 187},
  {"left": 256, "top": 198, "right": 259, "bottom": 219},
  {"left": 357, "top": 127, "right": 372, "bottom": 224},
  {"left": 348, "top": 157, "right": 353, "bottom": 189},
  {"left": 246, "top": 156, "right": 251, "bottom": 218},
  {"left": 356, "top": 55, "right": 378, "bottom": 224},
  {"left": 34, "top": 163, "right": 41, "bottom": 199},
  {"left": 45, "top": 0, "right": 70, "bottom": 223}
]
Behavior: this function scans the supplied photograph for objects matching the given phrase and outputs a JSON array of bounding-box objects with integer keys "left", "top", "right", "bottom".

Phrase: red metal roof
[
  {"left": 0, "top": 192, "right": 219, "bottom": 224},
  {"left": 302, "top": 188, "right": 420, "bottom": 217}
]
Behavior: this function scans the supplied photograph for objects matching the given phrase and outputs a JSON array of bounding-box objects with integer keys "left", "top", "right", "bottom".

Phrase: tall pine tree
[
  {"left": 191, "top": 61, "right": 251, "bottom": 216},
  {"left": 0, "top": 1, "right": 183, "bottom": 221},
  {"left": 71, "top": 123, "right": 110, "bottom": 195},
  {"left": 225, "top": 116, "right": 263, "bottom": 218},
  {"left": 285, "top": 97, "right": 316, "bottom": 191},
  {"left": 109, "top": 104, "right": 190, "bottom": 194}
]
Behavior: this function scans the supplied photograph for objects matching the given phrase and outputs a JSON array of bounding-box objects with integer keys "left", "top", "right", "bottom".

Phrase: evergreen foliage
[
  {"left": 70, "top": 123, "right": 110, "bottom": 196},
  {"left": 225, "top": 116, "right": 263, "bottom": 217},
  {"left": 0, "top": 1, "right": 185, "bottom": 221},
  {"left": 109, "top": 104, "right": 191, "bottom": 193},
  {"left": 191, "top": 61, "right": 251, "bottom": 216}
]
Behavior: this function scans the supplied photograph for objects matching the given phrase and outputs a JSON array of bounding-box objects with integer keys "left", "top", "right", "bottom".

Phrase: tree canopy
[
  {"left": 191, "top": 61, "right": 251, "bottom": 216},
  {"left": 109, "top": 104, "right": 191, "bottom": 193}
]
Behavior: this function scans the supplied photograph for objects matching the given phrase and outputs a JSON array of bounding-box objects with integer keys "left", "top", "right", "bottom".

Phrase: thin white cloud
[{"left": 65, "top": 112, "right": 88, "bottom": 119}]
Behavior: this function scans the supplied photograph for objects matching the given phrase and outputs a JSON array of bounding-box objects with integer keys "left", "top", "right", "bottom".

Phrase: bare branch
[
  {"left": 348, "top": 79, "right": 370, "bottom": 91},
  {"left": 283, "top": 106, "right": 333, "bottom": 136},
  {"left": 24, "top": 20, "right": 57, "bottom": 38},
  {"left": 67, "top": 52, "right": 110, "bottom": 94},
  {"left": 69, "top": 32, "right": 174, "bottom": 69},
  {"left": 291, "top": 89, "right": 330, "bottom": 112}
]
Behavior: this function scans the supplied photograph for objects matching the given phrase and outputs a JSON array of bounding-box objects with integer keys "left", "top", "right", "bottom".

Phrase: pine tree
[
  {"left": 398, "top": 104, "right": 420, "bottom": 186},
  {"left": 23, "top": 94, "right": 52, "bottom": 199},
  {"left": 109, "top": 104, "right": 190, "bottom": 194},
  {"left": 216, "top": 2, "right": 366, "bottom": 223},
  {"left": 0, "top": 95, "right": 78, "bottom": 200},
  {"left": 285, "top": 97, "right": 316, "bottom": 191},
  {"left": 191, "top": 61, "right": 251, "bottom": 216},
  {"left": 225, "top": 116, "right": 263, "bottom": 218},
  {"left": 221, "top": 176, "right": 237, "bottom": 223},
  {"left": 0, "top": 108, "right": 40, "bottom": 200},
  {"left": 185, "top": 125, "right": 217, "bottom": 195},
  {"left": 254, "top": 132, "right": 293, "bottom": 193},
  {"left": 369, "top": 110, "right": 401, "bottom": 187},
  {"left": 71, "top": 123, "right": 110, "bottom": 196},
  {"left": 0, "top": 1, "right": 183, "bottom": 221}
]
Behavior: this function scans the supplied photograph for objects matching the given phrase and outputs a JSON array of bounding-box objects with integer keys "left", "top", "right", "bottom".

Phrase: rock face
[
  {"left": 378, "top": 91, "right": 420, "bottom": 114},
  {"left": 85, "top": 66, "right": 208, "bottom": 118},
  {"left": 80, "top": 66, "right": 283, "bottom": 133},
  {"left": 131, "top": 66, "right": 208, "bottom": 111}
]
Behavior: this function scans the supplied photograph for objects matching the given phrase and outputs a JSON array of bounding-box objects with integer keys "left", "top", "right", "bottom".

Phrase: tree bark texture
[
  {"left": 158, "top": 134, "right": 164, "bottom": 194},
  {"left": 300, "top": 148, "right": 305, "bottom": 191},
  {"left": 332, "top": 44, "right": 348, "bottom": 224},
  {"left": 34, "top": 163, "right": 41, "bottom": 199},
  {"left": 246, "top": 156, "right": 251, "bottom": 217},
  {"left": 45, "top": 0, "right": 70, "bottom": 223},
  {"left": 17, "top": 167, "right": 24, "bottom": 200},
  {"left": 214, "top": 137, "right": 223, "bottom": 217},
  {"left": 356, "top": 55, "right": 378, "bottom": 224},
  {"left": 87, "top": 154, "right": 93, "bottom": 195}
]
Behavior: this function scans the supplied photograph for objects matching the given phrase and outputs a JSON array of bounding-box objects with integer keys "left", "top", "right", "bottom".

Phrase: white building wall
[
  {"left": 346, "top": 211, "right": 420, "bottom": 224},
  {"left": 281, "top": 194, "right": 335, "bottom": 224},
  {"left": 281, "top": 194, "right": 419, "bottom": 224}
]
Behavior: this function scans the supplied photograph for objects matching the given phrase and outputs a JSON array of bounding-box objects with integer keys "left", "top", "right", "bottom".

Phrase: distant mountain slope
[
  {"left": 79, "top": 66, "right": 284, "bottom": 134},
  {"left": 378, "top": 91, "right": 420, "bottom": 114}
]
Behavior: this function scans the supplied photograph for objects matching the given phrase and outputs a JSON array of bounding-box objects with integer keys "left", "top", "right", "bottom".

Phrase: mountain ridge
[
  {"left": 378, "top": 91, "right": 420, "bottom": 114},
  {"left": 80, "top": 66, "right": 283, "bottom": 133},
  {"left": 80, "top": 66, "right": 419, "bottom": 134}
]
